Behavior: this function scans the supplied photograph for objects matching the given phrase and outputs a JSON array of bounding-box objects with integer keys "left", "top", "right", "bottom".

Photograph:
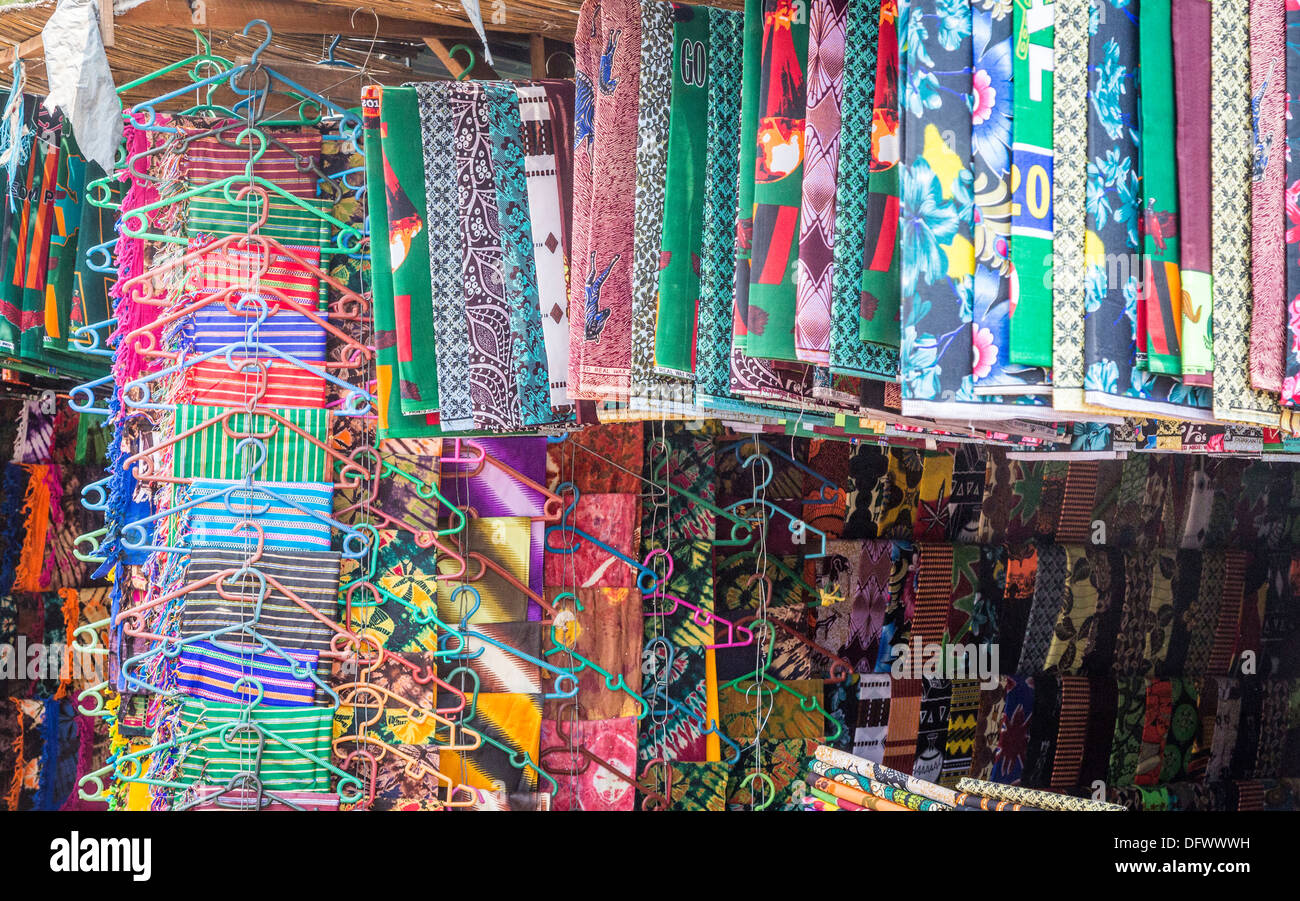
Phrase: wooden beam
[
  {"left": 99, "top": 0, "right": 116, "bottom": 48},
  {"left": 529, "top": 33, "right": 545, "bottom": 79},
  {"left": 116, "top": 0, "right": 534, "bottom": 37},
  {"left": 234, "top": 55, "right": 413, "bottom": 103},
  {"left": 0, "top": 36, "right": 44, "bottom": 68},
  {"left": 423, "top": 36, "right": 498, "bottom": 80}
]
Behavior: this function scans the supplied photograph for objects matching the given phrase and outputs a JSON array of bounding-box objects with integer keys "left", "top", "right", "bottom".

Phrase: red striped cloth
[
  {"left": 1057, "top": 461, "right": 1099, "bottom": 544},
  {"left": 182, "top": 126, "right": 323, "bottom": 199},
  {"left": 1208, "top": 550, "right": 1246, "bottom": 675},
  {"left": 188, "top": 239, "right": 322, "bottom": 309},
  {"left": 1050, "top": 675, "right": 1090, "bottom": 790},
  {"left": 911, "top": 543, "right": 953, "bottom": 647},
  {"left": 181, "top": 357, "right": 328, "bottom": 409}
]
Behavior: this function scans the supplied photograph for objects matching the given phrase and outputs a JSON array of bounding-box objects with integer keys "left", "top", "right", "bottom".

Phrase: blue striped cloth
[
  {"left": 188, "top": 481, "right": 335, "bottom": 552},
  {"left": 183, "top": 307, "right": 328, "bottom": 360},
  {"left": 176, "top": 640, "right": 321, "bottom": 707}
]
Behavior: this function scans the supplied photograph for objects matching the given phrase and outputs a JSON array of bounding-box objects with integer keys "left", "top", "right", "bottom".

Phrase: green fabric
[
  {"left": 858, "top": 167, "right": 899, "bottom": 346},
  {"left": 172, "top": 404, "right": 330, "bottom": 482},
  {"left": 186, "top": 194, "right": 333, "bottom": 248},
  {"left": 177, "top": 699, "right": 334, "bottom": 793},
  {"left": 41, "top": 130, "right": 86, "bottom": 357},
  {"left": 1008, "top": 0, "right": 1055, "bottom": 368},
  {"left": 1138, "top": 0, "right": 1182, "bottom": 375},
  {"left": 70, "top": 160, "right": 115, "bottom": 364},
  {"left": 17, "top": 121, "right": 59, "bottom": 363},
  {"left": 732, "top": 0, "right": 764, "bottom": 356},
  {"left": 655, "top": 5, "right": 713, "bottom": 379},
  {"left": 380, "top": 86, "right": 440, "bottom": 417},
  {"left": 744, "top": 2, "right": 809, "bottom": 363}
]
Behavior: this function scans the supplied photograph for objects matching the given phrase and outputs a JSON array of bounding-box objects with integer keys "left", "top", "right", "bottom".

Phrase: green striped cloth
[
  {"left": 187, "top": 193, "right": 333, "bottom": 248},
  {"left": 177, "top": 699, "right": 334, "bottom": 792},
  {"left": 172, "top": 404, "right": 330, "bottom": 482}
]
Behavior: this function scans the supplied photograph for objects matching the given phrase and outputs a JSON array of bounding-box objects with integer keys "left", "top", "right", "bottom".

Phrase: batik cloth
[
  {"left": 812, "top": 742, "right": 960, "bottom": 805},
  {"left": 830, "top": 0, "right": 897, "bottom": 379},
  {"left": 440, "top": 692, "right": 542, "bottom": 793},
  {"left": 414, "top": 81, "right": 473, "bottom": 430},
  {"left": 379, "top": 86, "right": 440, "bottom": 416},
  {"left": 1174, "top": 0, "right": 1214, "bottom": 385},
  {"left": 484, "top": 81, "right": 552, "bottom": 427},
  {"left": 517, "top": 81, "right": 574, "bottom": 409},
  {"left": 1083, "top": 0, "right": 1210, "bottom": 418},
  {"left": 956, "top": 776, "right": 1126, "bottom": 810},
  {"left": 694, "top": 7, "right": 744, "bottom": 400},
  {"left": 971, "top": 4, "right": 1037, "bottom": 392},
  {"left": 450, "top": 81, "right": 522, "bottom": 431},
  {"left": 1138, "top": 0, "right": 1184, "bottom": 376},
  {"left": 992, "top": 674, "right": 1034, "bottom": 783},
  {"left": 567, "top": 0, "right": 641, "bottom": 399},
  {"left": 187, "top": 480, "right": 335, "bottom": 553},
  {"left": 855, "top": 0, "right": 898, "bottom": 350},
  {"left": 654, "top": 2, "right": 712, "bottom": 378},
  {"left": 898, "top": 0, "right": 978, "bottom": 411},
  {"left": 176, "top": 699, "right": 333, "bottom": 792},
  {"left": 792, "top": 0, "right": 848, "bottom": 365},
  {"left": 1008, "top": 0, "right": 1054, "bottom": 368},
  {"left": 171, "top": 404, "right": 329, "bottom": 482},
  {"left": 733, "top": 0, "right": 764, "bottom": 359},
  {"left": 176, "top": 640, "right": 320, "bottom": 707},
  {"left": 637, "top": 760, "right": 730, "bottom": 810},
  {"left": 745, "top": 0, "right": 809, "bottom": 363},
  {"left": 539, "top": 716, "right": 638, "bottom": 811},
  {"left": 544, "top": 492, "right": 641, "bottom": 588},
  {"left": 1252, "top": 0, "right": 1286, "bottom": 394},
  {"left": 435, "top": 517, "right": 533, "bottom": 625},
  {"left": 545, "top": 587, "right": 644, "bottom": 720},
  {"left": 1283, "top": 5, "right": 1300, "bottom": 403},
  {"left": 1050, "top": 0, "right": 1088, "bottom": 409},
  {"left": 628, "top": 0, "right": 673, "bottom": 399}
]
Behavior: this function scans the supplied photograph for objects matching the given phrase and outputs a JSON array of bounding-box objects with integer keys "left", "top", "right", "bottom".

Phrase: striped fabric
[
  {"left": 911, "top": 544, "right": 953, "bottom": 646},
  {"left": 172, "top": 405, "right": 330, "bottom": 482},
  {"left": 187, "top": 240, "right": 323, "bottom": 308},
  {"left": 881, "top": 679, "right": 922, "bottom": 773},
  {"left": 177, "top": 699, "right": 333, "bottom": 792},
  {"left": 179, "top": 547, "right": 341, "bottom": 656},
  {"left": 1057, "top": 461, "right": 1099, "bottom": 544},
  {"left": 177, "top": 639, "right": 321, "bottom": 706},
  {"left": 181, "top": 127, "right": 323, "bottom": 199},
  {"left": 1050, "top": 675, "right": 1090, "bottom": 790},
  {"left": 1208, "top": 550, "right": 1246, "bottom": 675},
  {"left": 182, "top": 358, "right": 328, "bottom": 409},
  {"left": 189, "top": 787, "right": 341, "bottom": 811},
  {"left": 188, "top": 194, "right": 332, "bottom": 248},
  {"left": 188, "top": 480, "right": 335, "bottom": 553},
  {"left": 185, "top": 307, "right": 327, "bottom": 359}
]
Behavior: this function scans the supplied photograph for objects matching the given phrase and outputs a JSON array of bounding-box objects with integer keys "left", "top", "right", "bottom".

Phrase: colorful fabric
[
  {"left": 181, "top": 125, "right": 323, "bottom": 199},
  {"left": 793, "top": 0, "right": 848, "bottom": 365},
  {"left": 180, "top": 357, "right": 327, "bottom": 409},
  {"left": 1008, "top": 0, "right": 1055, "bottom": 368},
  {"left": 654, "top": 2, "right": 712, "bottom": 379},
  {"left": 855, "top": 0, "right": 898, "bottom": 350},
  {"left": 187, "top": 241, "right": 322, "bottom": 309},
  {"left": 745, "top": 0, "right": 810, "bottom": 363},
  {"left": 380, "top": 86, "right": 440, "bottom": 416},
  {"left": 517, "top": 82, "right": 573, "bottom": 409},
  {"left": 1050, "top": 0, "right": 1088, "bottom": 409},
  {"left": 441, "top": 693, "right": 543, "bottom": 793},
  {"left": 1175, "top": 0, "right": 1214, "bottom": 385},
  {"left": 187, "top": 480, "right": 335, "bottom": 553},
  {"left": 568, "top": 0, "right": 641, "bottom": 399},
  {"left": 179, "top": 547, "right": 341, "bottom": 656},
  {"left": 171, "top": 405, "right": 329, "bottom": 483},
  {"left": 176, "top": 640, "right": 320, "bottom": 707},
  {"left": 185, "top": 307, "right": 327, "bottom": 359},
  {"left": 1139, "top": 0, "right": 1184, "bottom": 376},
  {"left": 812, "top": 742, "right": 960, "bottom": 806},
  {"left": 176, "top": 699, "right": 333, "bottom": 793},
  {"left": 539, "top": 716, "right": 638, "bottom": 811},
  {"left": 956, "top": 775, "right": 1126, "bottom": 810}
]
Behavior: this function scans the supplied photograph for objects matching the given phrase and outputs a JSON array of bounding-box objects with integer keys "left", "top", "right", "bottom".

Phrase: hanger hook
[
  {"left": 448, "top": 42, "right": 476, "bottom": 80},
  {"left": 192, "top": 27, "right": 212, "bottom": 56},
  {"left": 242, "top": 18, "right": 274, "bottom": 68}
]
